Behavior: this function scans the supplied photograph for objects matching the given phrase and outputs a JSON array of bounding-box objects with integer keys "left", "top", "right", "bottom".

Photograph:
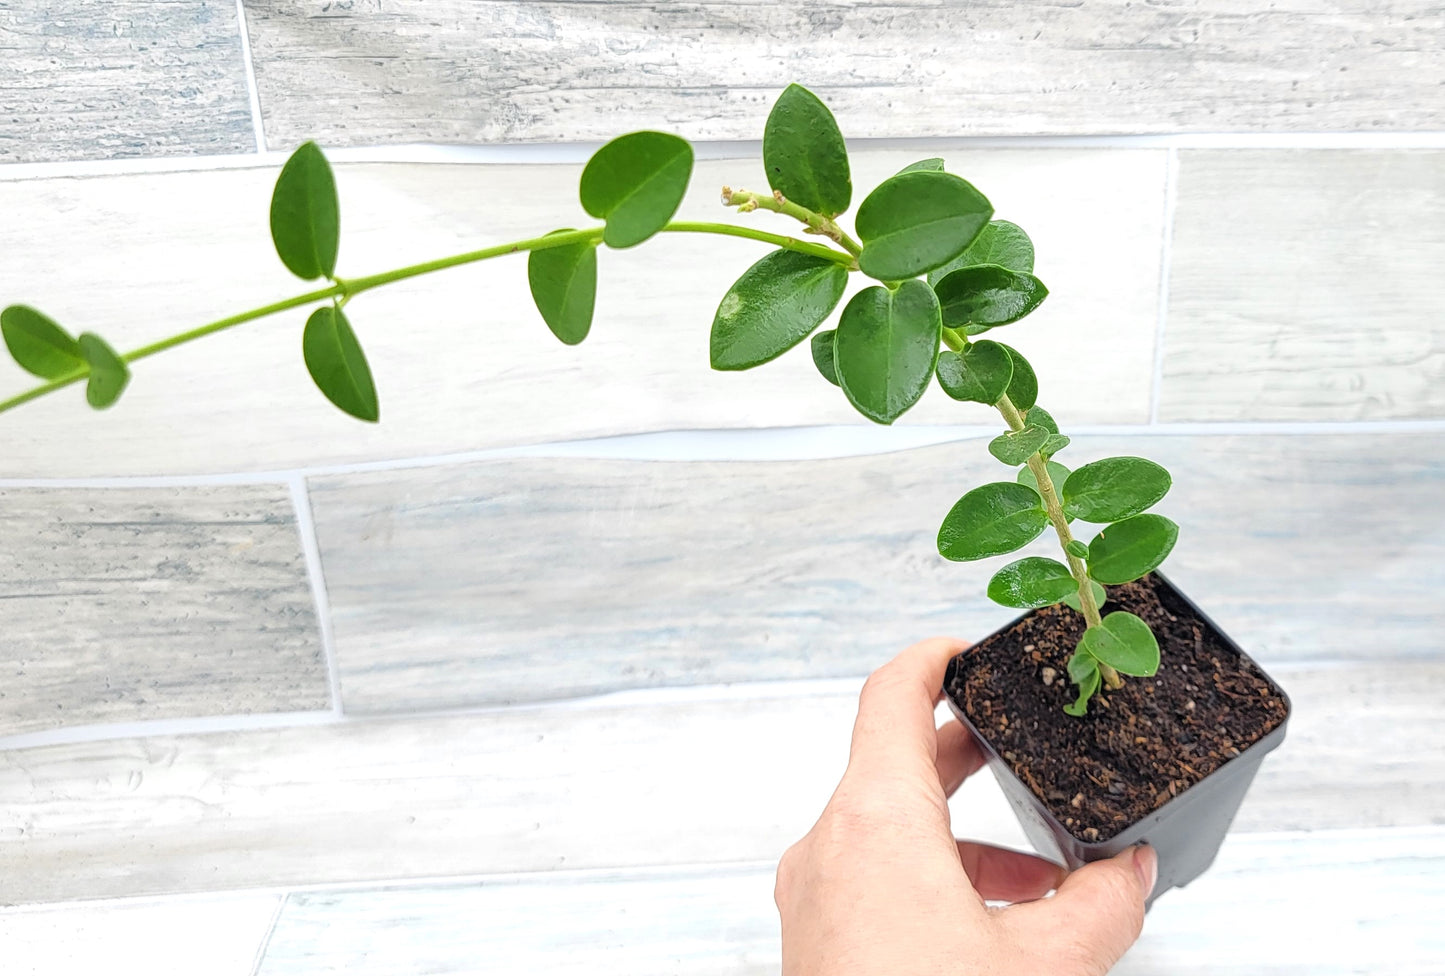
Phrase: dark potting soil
[{"left": 944, "top": 573, "right": 1289, "bottom": 843}]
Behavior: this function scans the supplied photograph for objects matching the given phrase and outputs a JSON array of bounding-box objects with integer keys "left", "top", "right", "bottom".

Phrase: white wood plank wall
[{"left": 1, "top": 4, "right": 1441, "bottom": 974}]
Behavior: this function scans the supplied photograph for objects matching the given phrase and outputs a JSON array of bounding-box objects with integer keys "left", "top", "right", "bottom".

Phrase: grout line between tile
[
  {"left": 0, "top": 710, "right": 338, "bottom": 752},
  {"left": 5, "top": 823, "right": 1442, "bottom": 913},
  {"left": 3, "top": 419, "right": 1445, "bottom": 489},
  {"left": 0, "top": 657, "right": 1412, "bottom": 754},
  {"left": 1151, "top": 147, "right": 1181, "bottom": 424},
  {"left": 288, "top": 474, "right": 344, "bottom": 716},
  {"left": 3, "top": 132, "right": 1445, "bottom": 182},
  {"left": 248, "top": 893, "right": 288, "bottom": 976},
  {"left": 232, "top": 0, "right": 267, "bottom": 154}
]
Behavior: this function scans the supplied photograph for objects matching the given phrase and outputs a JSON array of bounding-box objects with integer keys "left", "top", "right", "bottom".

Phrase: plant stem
[
  {"left": 0, "top": 222, "right": 852, "bottom": 418},
  {"left": 995, "top": 393, "right": 1121, "bottom": 688},
  {"left": 721, "top": 187, "right": 864, "bottom": 257}
]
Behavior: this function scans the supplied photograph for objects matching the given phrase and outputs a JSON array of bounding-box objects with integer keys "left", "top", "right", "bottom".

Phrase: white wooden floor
[{"left": 3, "top": 5, "right": 1443, "bottom": 974}]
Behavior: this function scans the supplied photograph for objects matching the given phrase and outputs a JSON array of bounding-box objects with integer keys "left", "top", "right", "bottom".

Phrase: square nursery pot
[{"left": 943, "top": 572, "right": 1291, "bottom": 907}]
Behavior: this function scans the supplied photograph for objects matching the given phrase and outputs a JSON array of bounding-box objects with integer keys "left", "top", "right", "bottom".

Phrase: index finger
[{"left": 846, "top": 637, "right": 969, "bottom": 779}]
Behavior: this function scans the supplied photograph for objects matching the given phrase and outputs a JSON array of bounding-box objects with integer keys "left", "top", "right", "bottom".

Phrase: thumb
[{"left": 1000, "top": 845, "right": 1155, "bottom": 975}]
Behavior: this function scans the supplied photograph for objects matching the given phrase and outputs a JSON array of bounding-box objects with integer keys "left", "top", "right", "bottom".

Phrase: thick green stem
[
  {"left": 0, "top": 222, "right": 852, "bottom": 418},
  {"left": 722, "top": 187, "right": 864, "bottom": 257}
]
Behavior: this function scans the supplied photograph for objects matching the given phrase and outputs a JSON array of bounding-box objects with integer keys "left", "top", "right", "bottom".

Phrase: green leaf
[
  {"left": 1062, "top": 457, "right": 1173, "bottom": 523},
  {"left": 710, "top": 250, "right": 848, "bottom": 370},
  {"left": 1065, "top": 539, "right": 1090, "bottom": 559},
  {"left": 987, "top": 557, "right": 1079, "bottom": 609},
  {"left": 1, "top": 305, "right": 85, "bottom": 379},
  {"left": 1086, "top": 514, "right": 1179, "bottom": 585},
  {"left": 937, "top": 482, "right": 1049, "bottom": 562},
  {"left": 855, "top": 171, "right": 993, "bottom": 281},
  {"left": 762, "top": 84, "right": 852, "bottom": 217},
  {"left": 1026, "top": 405, "right": 1059, "bottom": 434},
  {"left": 928, "top": 220, "right": 1036, "bottom": 285},
  {"left": 76, "top": 332, "right": 129, "bottom": 409},
  {"left": 527, "top": 229, "right": 598, "bottom": 346},
  {"left": 1068, "top": 648, "right": 1100, "bottom": 684},
  {"left": 1017, "top": 459, "right": 1070, "bottom": 497},
  {"left": 996, "top": 342, "right": 1037, "bottom": 410},
  {"left": 580, "top": 131, "right": 694, "bottom": 249},
  {"left": 988, "top": 424, "right": 1049, "bottom": 465},
  {"left": 897, "top": 158, "right": 945, "bottom": 175},
  {"left": 303, "top": 305, "right": 379, "bottom": 422},
  {"left": 934, "top": 265, "right": 1049, "bottom": 333},
  {"left": 935, "top": 339, "right": 1012, "bottom": 404},
  {"left": 270, "top": 141, "right": 340, "bottom": 281},
  {"left": 1078, "top": 611, "right": 1161, "bottom": 677},
  {"left": 1041, "top": 434, "right": 1071, "bottom": 458},
  {"left": 834, "top": 279, "right": 941, "bottom": 424},
  {"left": 1063, "top": 651, "right": 1102, "bottom": 717},
  {"left": 811, "top": 329, "right": 840, "bottom": 386},
  {"left": 1062, "top": 579, "right": 1107, "bottom": 614}
]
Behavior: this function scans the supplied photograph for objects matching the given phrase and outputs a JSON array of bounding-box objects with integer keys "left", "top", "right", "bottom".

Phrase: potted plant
[{"left": 0, "top": 84, "right": 1289, "bottom": 903}]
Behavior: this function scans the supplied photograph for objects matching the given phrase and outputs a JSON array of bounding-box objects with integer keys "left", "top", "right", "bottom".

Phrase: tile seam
[
  {"left": 233, "top": 0, "right": 267, "bottom": 154},
  {"left": 3, "top": 823, "right": 1441, "bottom": 913},
  {"left": 0, "top": 657, "right": 1420, "bottom": 753},
  {"left": 247, "top": 893, "right": 288, "bottom": 976},
  {"left": 4, "top": 133, "right": 1445, "bottom": 182},
  {"left": 288, "top": 475, "right": 344, "bottom": 716},
  {"left": 1150, "top": 147, "right": 1180, "bottom": 424},
  {"left": 2, "top": 419, "right": 1445, "bottom": 488}
]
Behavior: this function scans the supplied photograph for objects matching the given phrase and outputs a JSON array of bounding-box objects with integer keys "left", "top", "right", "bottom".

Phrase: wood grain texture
[
  {"left": 0, "top": 150, "right": 1163, "bottom": 477},
  {"left": 0, "top": 485, "right": 328, "bottom": 737},
  {"left": 1161, "top": 150, "right": 1445, "bottom": 421},
  {"left": 253, "top": 828, "right": 1445, "bottom": 976},
  {"left": 241, "top": 1, "right": 1445, "bottom": 147},
  {"left": 1, "top": 661, "right": 1440, "bottom": 904},
  {"left": 0, "top": 892, "right": 281, "bottom": 976},
  {"left": 309, "top": 433, "right": 1445, "bottom": 714},
  {"left": 0, "top": 1, "right": 256, "bottom": 164}
]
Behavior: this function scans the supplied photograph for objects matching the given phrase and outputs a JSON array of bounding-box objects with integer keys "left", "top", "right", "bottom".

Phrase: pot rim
[{"left": 943, "top": 570, "right": 1293, "bottom": 850}]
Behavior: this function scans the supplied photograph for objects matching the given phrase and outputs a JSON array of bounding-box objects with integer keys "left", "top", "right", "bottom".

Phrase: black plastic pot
[{"left": 943, "top": 573, "right": 1291, "bottom": 907}]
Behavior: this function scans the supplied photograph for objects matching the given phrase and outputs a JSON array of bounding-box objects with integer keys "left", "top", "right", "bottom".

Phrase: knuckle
[{"left": 858, "top": 664, "right": 903, "bottom": 703}]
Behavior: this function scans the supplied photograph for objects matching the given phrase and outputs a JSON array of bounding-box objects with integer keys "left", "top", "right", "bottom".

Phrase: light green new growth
[{"left": 0, "top": 84, "right": 1177, "bottom": 717}]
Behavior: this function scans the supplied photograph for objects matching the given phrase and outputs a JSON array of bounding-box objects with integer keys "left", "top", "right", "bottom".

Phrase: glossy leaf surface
[
  {"left": 303, "top": 305, "right": 379, "bottom": 423},
  {"left": 934, "top": 265, "right": 1049, "bottom": 333},
  {"left": 996, "top": 342, "right": 1037, "bottom": 410},
  {"left": 935, "top": 339, "right": 1012, "bottom": 404},
  {"left": 270, "top": 141, "right": 340, "bottom": 281},
  {"left": 928, "top": 219, "right": 1036, "bottom": 285},
  {"left": 763, "top": 84, "right": 852, "bottom": 217},
  {"left": 811, "top": 329, "right": 840, "bottom": 386},
  {"left": 1078, "top": 611, "right": 1161, "bottom": 677},
  {"left": 988, "top": 424, "right": 1050, "bottom": 465},
  {"left": 988, "top": 557, "right": 1079, "bottom": 609},
  {"left": 1062, "top": 457, "right": 1173, "bottom": 523},
  {"left": 527, "top": 229, "right": 598, "bottom": 346},
  {"left": 834, "top": 280, "right": 941, "bottom": 424},
  {"left": 855, "top": 171, "right": 992, "bottom": 281},
  {"left": 1086, "top": 514, "right": 1179, "bottom": 585},
  {"left": 710, "top": 250, "right": 848, "bottom": 370},
  {"left": 580, "top": 131, "right": 694, "bottom": 248},
  {"left": 937, "top": 482, "right": 1049, "bottom": 562}
]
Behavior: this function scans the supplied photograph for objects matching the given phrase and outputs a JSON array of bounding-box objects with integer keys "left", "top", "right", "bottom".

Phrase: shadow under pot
[{"left": 943, "top": 572, "right": 1291, "bottom": 907}]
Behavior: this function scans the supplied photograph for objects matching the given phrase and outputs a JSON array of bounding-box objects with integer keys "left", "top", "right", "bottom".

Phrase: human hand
[{"left": 775, "top": 637, "right": 1156, "bottom": 976}]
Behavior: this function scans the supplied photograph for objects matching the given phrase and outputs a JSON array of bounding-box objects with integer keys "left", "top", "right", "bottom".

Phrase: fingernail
[{"left": 1133, "top": 845, "right": 1158, "bottom": 896}]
